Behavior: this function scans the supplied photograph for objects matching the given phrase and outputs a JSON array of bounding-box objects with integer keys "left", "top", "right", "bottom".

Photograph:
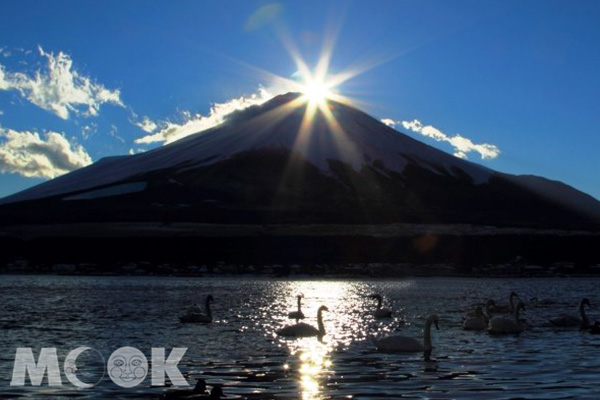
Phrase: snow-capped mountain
[{"left": 1, "top": 92, "right": 599, "bottom": 228}]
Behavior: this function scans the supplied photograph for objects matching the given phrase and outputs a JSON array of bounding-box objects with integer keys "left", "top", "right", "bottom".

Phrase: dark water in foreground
[{"left": 1, "top": 275, "right": 600, "bottom": 399}]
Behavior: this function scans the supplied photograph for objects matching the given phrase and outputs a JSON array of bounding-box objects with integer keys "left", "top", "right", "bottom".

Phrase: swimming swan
[
  {"left": 488, "top": 301, "right": 525, "bottom": 334},
  {"left": 375, "top": 314, "right": 439, "bottom": 360},
  {"left": 493, "top": 291, "right": 519, "bottom": 314},
  {"left": 277, "top": 305, "right": 328, "bottom": 338},
  {"left": 369, "top": 294, "right": 393, "bottom": 318},
  {"left": 180, "top": 295, "right": 214, "bottom": 323},
  {"left": 287, "top": 294, "right": 305, "bottom": 320},
  {"left": 549, "top": 298, "right": 592, "bottom": 328},
  {"left": 462, "top": 306, "right": 488, "bottom": 331},
  {"left": 462, "top": 300, "right": 495, "bottom": 321}
]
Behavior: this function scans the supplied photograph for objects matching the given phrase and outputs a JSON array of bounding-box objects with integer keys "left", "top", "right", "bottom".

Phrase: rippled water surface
[{"left": 1, "top": 275, "right": 600, "bottom": 399}]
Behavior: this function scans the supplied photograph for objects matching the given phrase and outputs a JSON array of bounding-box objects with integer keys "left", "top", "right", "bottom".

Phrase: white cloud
[
  {"left": 0, "top": 110, "right": 3, "bottom": 116},
  {"left": 446, "top": 133, "right": 500, "bottom": 160},
  {"left": 0, "top": 65, "right": 9, "bottom": 90},
  {"left": 134, "top": 116, "right": 158, "bottom": 133},
  {"left": 135, "top": 87, "right": 274, "bottom": 145},
  {"left": 0, "top": 46, "right": 123, "bottom": 119},
  {"left": 383, "top": 118, "right": 500, "bottom": 160},
  {"left": 381, "top": 118, "right": 396, "bottom": 127},
  {"left": 0, "top": 127, "right": 92, "bottom": 179}
]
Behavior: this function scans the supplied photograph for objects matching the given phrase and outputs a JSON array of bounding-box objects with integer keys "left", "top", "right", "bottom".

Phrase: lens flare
[
  {"left": 230, "top": 21, "right": 388, "bottom": 204},
  {"left": 301, "top": 77, "right": 333, "bottom": 105}
]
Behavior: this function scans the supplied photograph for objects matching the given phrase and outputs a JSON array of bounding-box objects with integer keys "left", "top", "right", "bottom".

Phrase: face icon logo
[
  {"left": 107, "top": 347, "right": 148, "bottom": 388},
  {"left": 63, "top": 346, "right": 105, "bottom": 389},
  {"left": 64, "top": 359, "right": 76, "bottom": 375}
]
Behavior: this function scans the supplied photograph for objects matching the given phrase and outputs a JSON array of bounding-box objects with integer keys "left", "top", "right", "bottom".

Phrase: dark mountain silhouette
[{"left": 1, "top": 92, "right": 598, "bottom": 229}]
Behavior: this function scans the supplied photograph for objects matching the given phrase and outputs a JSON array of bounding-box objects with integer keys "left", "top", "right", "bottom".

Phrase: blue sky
[{"left": 1, "top": 0, "right": 599, "bottom": 200}]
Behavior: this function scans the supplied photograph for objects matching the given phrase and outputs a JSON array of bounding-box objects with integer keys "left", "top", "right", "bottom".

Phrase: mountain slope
[
  {"left": 1, "top": 92, "right": 599, "bottom": 229},
  {"left": 0, "top": 93, "right": 491, "bottom": 204}
]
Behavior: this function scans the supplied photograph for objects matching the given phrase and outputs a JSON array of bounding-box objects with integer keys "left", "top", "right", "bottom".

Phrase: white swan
[
  {"left": 277, "top": 305, "right": 328, "bottom": 338},
  {"left": 369, "top": 294, "right": 393, "bottom": 318},
  {"left": 462, "top": 300, "right": 495, "bottom": 321},
  {"left": 549, "top": 298, "right": 592, "bottom": 328},
  {"left": 493, "top": 291, "right": 519, "bottom": 314},
  {"left": 180, "top": 295, "right": 213, "bottom": 323},
  {"left": 287, "top": 294, "right": 305, "bottom": 320},
  {"left": 375, "top": 314, "right": 439, "bottom": 360},
  {"left": 462, "top": 306, "right": 488, "bottom": 331},
  {"left": 488, "top": 301, "right": 525, "bottom": 334}
]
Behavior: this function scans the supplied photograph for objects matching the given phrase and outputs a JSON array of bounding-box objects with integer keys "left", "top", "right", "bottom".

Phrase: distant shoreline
[
  {"left": 2, "top": 223, "right": 599, "bottom": 275},
  {"left": 2, "top": 259, "right": 599, "bottom": 279},
  {"left": 2, "top": 222, "right": 600, "bottom": 239}
]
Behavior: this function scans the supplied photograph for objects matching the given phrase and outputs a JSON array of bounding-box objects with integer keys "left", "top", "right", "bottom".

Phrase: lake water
[{"left": 1, "top": 275, "right": 599, "bottom": 399}]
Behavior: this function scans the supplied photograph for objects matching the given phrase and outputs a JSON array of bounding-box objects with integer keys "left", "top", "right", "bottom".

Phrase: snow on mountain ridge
[{"left": 1, "top": 93, "right": 492, "bottom": 204}]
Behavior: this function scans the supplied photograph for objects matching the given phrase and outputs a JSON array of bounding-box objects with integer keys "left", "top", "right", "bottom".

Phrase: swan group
[
  {"left": 459, "top": 291, "right": 600, "bottom": 335},
  {"left": 174, "top": 288, "right": 600, "bottom": 382},
  {"left": 160, "top": 288, "right": 600, "bottom": 400}
]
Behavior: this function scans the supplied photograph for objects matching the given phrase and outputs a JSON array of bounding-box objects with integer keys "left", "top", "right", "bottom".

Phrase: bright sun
[{"left": 301, "top": 77, "right": 333, "bottom": 105}]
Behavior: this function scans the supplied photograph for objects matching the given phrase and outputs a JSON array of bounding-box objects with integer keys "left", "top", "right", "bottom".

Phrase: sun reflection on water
[
  {"left": 274, "top": 281, "right": 355, "bottom": 399},
  {"left": 296, "top": 339, "right": 331, "bottom": 400},
  {"left": 264, "top": 280, "right": 416, "bottom": 399},
  {"left": 277, "top": 281, "right": 351, "bottom": 399}
]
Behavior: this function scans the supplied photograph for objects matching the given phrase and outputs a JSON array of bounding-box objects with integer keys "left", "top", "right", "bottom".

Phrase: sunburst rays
[{"left": 249, "top": 27, "right": 376, "bottom": 211}]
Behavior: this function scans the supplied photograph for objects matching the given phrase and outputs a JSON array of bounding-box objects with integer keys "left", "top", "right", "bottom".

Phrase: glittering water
[{"left": 1, "top": 275, "right": 600, "bottom": 399}]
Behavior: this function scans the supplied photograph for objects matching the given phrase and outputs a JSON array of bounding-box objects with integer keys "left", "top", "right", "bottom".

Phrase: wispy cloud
[
  {"left": 128, "top": 148, "right": 146, "bottom": 155},
  {"left": 109, "top": 124, "right": 125, "bottom": 144},
  {"left": 134, "top": 116, "right": 158, "bottom": 133},
  {"left": 0, "top": 47, "right": 10, "bottom": 58},
  {"left": 81, "top": 123, "right": 98, "bottom": 140},
  {"left": 135, "top": 87, "right": 274, "bottom": 145},
  {"left": 0, "top": 46, "right": 123, "bottom": 119},
  {"left": 382, "top": 118, "right": 500, "bottom": 160},
  {"left": 0, "top": 127, "right": 92, "bottom": 179}
]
